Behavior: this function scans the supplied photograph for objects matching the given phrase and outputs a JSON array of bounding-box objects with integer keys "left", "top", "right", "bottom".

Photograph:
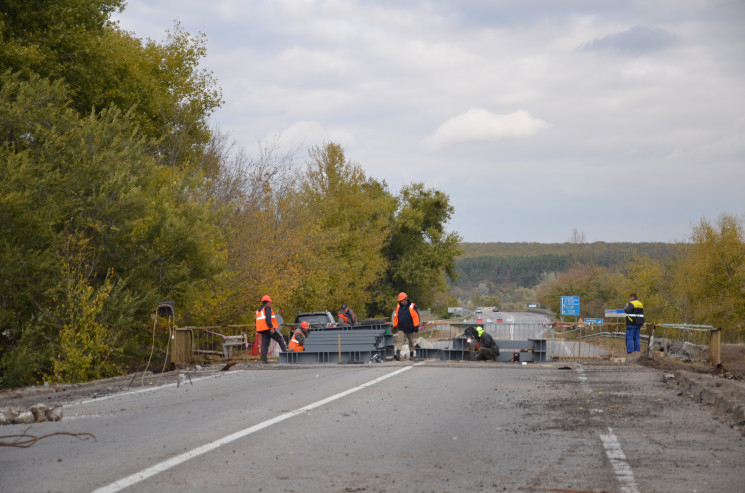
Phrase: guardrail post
[
  {"left": 709, "top": 328, "right": 722, "bottom": 366},
  {"left": 647, "top": 323, "right": 655, "bottom": 359}
]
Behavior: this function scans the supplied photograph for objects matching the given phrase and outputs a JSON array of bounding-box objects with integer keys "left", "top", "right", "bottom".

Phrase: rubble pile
[{"left": 0, "top": 403, "right": 62, "bottom": 425}]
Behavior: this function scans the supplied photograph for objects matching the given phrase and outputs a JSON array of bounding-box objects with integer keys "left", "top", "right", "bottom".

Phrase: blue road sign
[
  {"left": 560, "top": 296, "right": 580, "bottom": 316},
  {"left": 584, "top": 318, "right": 603, "bottom": 324}
]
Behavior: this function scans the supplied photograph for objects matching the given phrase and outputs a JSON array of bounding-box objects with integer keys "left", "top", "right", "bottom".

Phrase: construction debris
[
  {"left": 0, "top": 404, "right": 62, "bottom": 425},
  {"left": 0, "top": 430, "right": 95, "bottom": 448}
]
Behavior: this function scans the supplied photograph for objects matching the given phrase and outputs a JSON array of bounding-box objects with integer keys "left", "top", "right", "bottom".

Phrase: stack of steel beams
[
  {"left": 279, "top": 322, "right": 395, "bottom": 364},
  {"left": 416, "top": 337, "right": 547, "bottom": 362}
]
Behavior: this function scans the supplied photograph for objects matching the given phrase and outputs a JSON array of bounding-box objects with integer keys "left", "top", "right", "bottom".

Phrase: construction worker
[
  {"left": 255, "top": 295, "right": 288, "bottom": 363},
  {"left": 289, "top": 321, "right": 310, "bottom": 351},
  {"left": 392, "top": 292, "right": 420, "bottom": 360},
  {"left": 624, "top": 293, "right": 645, "bottom": 354},
  {"left": 337, "top": 303, "right": 357, "bottom": 325},
  {"left": 464, "top": 326, "right": 499, "bottom": 362}
]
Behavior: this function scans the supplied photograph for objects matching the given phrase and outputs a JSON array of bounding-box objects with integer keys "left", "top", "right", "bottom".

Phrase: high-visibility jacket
[
  {"left": 337, "top": 309, "right": 356, "bottom": 325},
  {"left": 255, "top": 305, "right": 277, "bottom": 332},
  {"left": 393, "top": 302, "right": 420, "bottom": 332},
  {"left": 625, "top": 299, "right": 645, "bottom": 328},
  {"left": 289, "top": 329, "right": 307, "bottom": 351}
]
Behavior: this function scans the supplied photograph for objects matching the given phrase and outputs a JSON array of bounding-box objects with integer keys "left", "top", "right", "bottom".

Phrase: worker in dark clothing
[
  {"left": 464, "top": 326, "right": 499, "bottom": 362},
  {"left": 392, "top": 292, "right": 420, "bottom": 361},
  {"left": 624, "top": 293, "right": 645, "bottom": 354},
  {"left": 255, "top": 295, "right": 288, "bottom": 363},
  {"left": 337, "top": 303, "right": 357, "bottom": 325},
  {"left": 289, "top": 321, "right": 310, "bottom": 351}
]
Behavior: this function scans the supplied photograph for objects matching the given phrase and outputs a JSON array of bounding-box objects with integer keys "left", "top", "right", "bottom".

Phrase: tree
[
  {"left": 298, "top": 143, "right": 396, "bottom": 318},
  {"left": 1, "top": 4, "right": 222, "bottom": 172},
  {"left": 373, "top": 183, "right": 463, "bottom": 314},
  {"left": 684, "top": 214, "right": 745, "bottom": 339},
  {"left": 0, "top": 72, "right": 224, "bottom": 387},
  {"left": 536, "top": 264, "right": 622, "bottom": 319}
]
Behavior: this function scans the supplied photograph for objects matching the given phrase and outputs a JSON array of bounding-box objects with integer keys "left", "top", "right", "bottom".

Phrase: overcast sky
[{"left": 113, "top": 1, "right": 744, "bottom": 243}]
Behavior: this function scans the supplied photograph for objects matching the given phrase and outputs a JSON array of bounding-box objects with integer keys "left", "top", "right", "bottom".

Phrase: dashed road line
[
  {"left": 600, "top": 427, "right": 641, "bottom": 493},
  {"left": 576, "top": 364, "right": 593, "bottom": 394},
  {"left": 577, "top": 365, "right": 640, "bottom": 493}
]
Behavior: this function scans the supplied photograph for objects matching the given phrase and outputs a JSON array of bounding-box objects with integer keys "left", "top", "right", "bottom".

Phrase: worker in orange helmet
[
  {"left": 392, "top": 292, "right": 420, "bottom": 361},
  {"left": 255, "top": 295, "right": 288, "bottom": 363},
  {"left": 289, "top": 321, "right": 310, "bottom": 352}
]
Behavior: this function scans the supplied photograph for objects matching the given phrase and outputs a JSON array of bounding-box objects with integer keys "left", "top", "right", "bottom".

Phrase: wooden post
[
  {"left": 172, "top": 328, "right": 193, "bottom": 364},
  {"left": 647, "top": 323, "right": 655, "bottom": 359},
  {"left": 709, "top": 328, "right": 722, "bottom": 366}
]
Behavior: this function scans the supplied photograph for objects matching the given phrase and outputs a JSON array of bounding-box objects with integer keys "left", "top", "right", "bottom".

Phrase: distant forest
[{"left": 454, "top": 242, "right": 684, "bottom": 289}]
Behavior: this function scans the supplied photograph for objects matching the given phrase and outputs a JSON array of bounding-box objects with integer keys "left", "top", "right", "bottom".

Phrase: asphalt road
[{"left": 2, "top": 360, "right": 743, "bottom": 493}]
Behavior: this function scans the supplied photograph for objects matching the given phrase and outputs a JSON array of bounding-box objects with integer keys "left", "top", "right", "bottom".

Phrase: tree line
[
  {"left": 536, "top": 213, "right": 745, "bottom": 342},
  {"left": 453, "top": 217, "right": 745, "bottom": 342},
  {"left": 0, "top": 2, "right": 461, "bottom": 388}
]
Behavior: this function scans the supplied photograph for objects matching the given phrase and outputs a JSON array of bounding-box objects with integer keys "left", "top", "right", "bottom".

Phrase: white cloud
[
  {"left": 422, "top": 109, "right": 549, "bottom": 151},
  {"left": 114, "top": 1, "right": 745, "bottom": 242}
]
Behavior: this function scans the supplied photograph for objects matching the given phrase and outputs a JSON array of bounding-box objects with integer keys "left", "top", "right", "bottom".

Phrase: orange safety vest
[
  {"left": 393, "top": 302, "right": 420, "bottom": 328},
  {"left": 255, "top": 305, "right": 276, "bottom": 332},
  {"left": 289, "top": 329, "right": 306, "bottom": 351}
]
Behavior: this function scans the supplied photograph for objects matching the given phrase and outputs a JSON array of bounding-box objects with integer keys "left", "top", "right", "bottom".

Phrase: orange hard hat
[
  {"left": 300, "top": 321, "right": 309, "bottom": 329},
  {"left": 397, "top": 292, "right": 408, "bottom": 301},
  {"left": 261, "top": 295, "right": 272, "bottom": 302}
]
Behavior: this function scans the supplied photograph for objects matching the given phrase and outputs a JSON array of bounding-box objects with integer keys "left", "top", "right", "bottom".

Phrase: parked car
[
  {"left": 294, "top": 311, "right": 336, "bottom": 329},
  {"left": 492, "top": 307, "right": 499, "bottom": 312},
  {"left": 475, "top": 307, "right": 482, "bottom": 314}
]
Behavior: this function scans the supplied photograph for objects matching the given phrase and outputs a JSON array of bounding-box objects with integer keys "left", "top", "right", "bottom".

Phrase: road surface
[{"left": 1, "top": 360, "right": 743, "bottom": 492}]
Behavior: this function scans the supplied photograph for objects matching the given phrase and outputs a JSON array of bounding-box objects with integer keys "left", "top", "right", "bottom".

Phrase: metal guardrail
[
  {"left": 179, "top": 324, "right": 255, "bottom": 359},
  {"left": 174, "top": 320, "right": 717, "bottom": 363},
  {"left": 426, "top": 320, "right": 716, "bottom": 362}
]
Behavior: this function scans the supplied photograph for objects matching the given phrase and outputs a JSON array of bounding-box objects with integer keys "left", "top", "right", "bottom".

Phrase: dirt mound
[{"left": 641, "top": 343, "right": 745, "bottom": 380}]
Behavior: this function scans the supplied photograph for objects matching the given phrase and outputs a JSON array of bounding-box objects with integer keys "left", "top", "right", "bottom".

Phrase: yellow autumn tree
[
  {"left": 682, "top": 213, "right": 745, "bottom": 339},
  {"left": 297, "top": 142, "right": 396, "bottom": 319}
]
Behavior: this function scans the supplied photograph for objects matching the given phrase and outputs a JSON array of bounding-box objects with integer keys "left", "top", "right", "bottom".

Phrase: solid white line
[
  {"left": 90, "top": 366, "right": 413, "bottom": 493},
  {"left": 599, "top": 427, "right": 640, "bottom": 493}
]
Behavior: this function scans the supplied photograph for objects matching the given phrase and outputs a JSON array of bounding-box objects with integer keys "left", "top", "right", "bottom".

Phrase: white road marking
[
  {"left": 576, "top": 364, "right": 593, "bottom": 394},
  {"left": 574, "top": 365, "right": 640, "bottom": 492},
  {"left": 90, "top": 366, "right": 413, "bottom": 493},
  {"left": 600, "top": 427, "right": 641, "bottom": 493}
]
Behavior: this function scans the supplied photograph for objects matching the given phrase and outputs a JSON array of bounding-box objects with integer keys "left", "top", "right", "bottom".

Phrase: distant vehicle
[
  {"left": 492, "top": 307, "right": 499, "bottom": 312},
  {"left": 293, "top": 311, "right": 336, "bottom": 329},
  {"left": 475, "top": 307, "right": 483, "bottom": 314}
]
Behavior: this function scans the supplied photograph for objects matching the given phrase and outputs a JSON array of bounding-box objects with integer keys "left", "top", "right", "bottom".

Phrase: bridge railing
[{"left": 423, "top": 320, "right": 715, "bottom": 363}]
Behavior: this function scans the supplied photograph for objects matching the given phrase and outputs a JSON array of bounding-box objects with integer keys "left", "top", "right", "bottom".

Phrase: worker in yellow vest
[{"left": 623, "top": 293, "right": 645, "bottom": 354}]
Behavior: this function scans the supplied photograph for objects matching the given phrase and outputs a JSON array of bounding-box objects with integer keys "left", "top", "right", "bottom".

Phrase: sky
[{"left": 113, "top": 1, "right": 745, "bottom": 243}]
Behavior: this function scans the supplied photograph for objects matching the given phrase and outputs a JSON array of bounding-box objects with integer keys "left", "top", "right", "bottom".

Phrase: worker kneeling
[
  {"left": 289, "top": 321, "right": 310, "bottom": 351},
  {"left": 464, "top": 326, "right": 499, "bottom": 362}
]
